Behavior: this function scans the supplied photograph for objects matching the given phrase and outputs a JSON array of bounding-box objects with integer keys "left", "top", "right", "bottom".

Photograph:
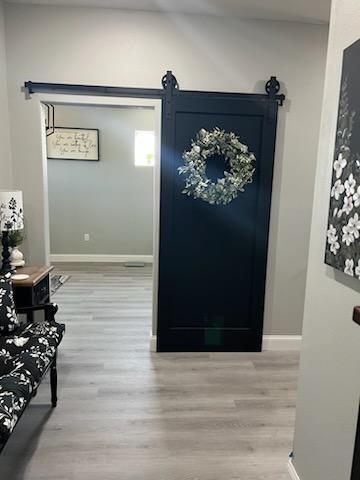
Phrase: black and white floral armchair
[{"left": 0, "top": 273, "right": 65, "bottom": 452}]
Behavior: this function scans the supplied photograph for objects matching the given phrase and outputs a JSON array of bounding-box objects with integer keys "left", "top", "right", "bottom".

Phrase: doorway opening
[{"left": 37, "top": 94, "right": 162, "bottom": 343}]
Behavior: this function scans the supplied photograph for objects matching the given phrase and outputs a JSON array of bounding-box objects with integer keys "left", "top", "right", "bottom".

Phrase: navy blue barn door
[
  {"left": 22, "top": 72, "right": 283, "bottom": 352},
  {"left": 157, "top": 74, "right": 284, "bottom": 352}
]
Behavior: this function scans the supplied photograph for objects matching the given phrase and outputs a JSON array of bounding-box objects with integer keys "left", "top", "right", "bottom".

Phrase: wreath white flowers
[{"left": 178, "top": 128, "right": 255, "bottom": 205}]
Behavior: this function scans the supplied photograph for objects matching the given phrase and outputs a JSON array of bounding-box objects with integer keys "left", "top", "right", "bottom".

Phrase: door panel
[{"left": 158, "top": 92, "right": 279, "bottom": 351}]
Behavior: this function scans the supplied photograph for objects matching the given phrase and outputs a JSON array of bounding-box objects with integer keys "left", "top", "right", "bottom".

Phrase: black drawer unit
[{"left": 12, "top": 266, "right": 53, "bottom": 322}]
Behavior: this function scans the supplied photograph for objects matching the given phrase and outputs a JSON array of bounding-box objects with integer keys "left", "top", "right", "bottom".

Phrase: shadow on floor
[{"left": 0, "top": 404, "right": 54, "bottom": 480}]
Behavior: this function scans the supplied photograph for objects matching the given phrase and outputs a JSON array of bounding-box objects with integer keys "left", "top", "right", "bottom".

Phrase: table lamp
[{"left": 0, "top": 191, "right": 24, "bottom": 274}]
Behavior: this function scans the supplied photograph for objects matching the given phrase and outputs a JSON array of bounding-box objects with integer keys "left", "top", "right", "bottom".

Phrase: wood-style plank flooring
[{"left": 0, "top": 263, "right": 299, "bottom": 480}]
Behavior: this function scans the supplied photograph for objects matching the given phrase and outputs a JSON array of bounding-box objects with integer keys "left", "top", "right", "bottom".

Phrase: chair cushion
[
  {"left": 0, "top": 274, "right": 20, "bottom": 336},
  {"left": 0, "top": 321, "right": 65, "bottom": 379},
  {"left": 16, "top": 321, "right": 65, "bottom": 347},
  {"left": 0, "top": 321, "right": 65, "bottom": 445},
  {"left": 0, "top": 363, "right": 33, "bottom": 444}
]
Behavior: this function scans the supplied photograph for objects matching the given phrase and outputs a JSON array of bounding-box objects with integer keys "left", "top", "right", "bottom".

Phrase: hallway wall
[
  {"left": 3, "top": 4, "right": 328, "bottom": 335},
  {"left": 291, "top": 0, "right": 360, "bottom": 478},
  {"left": 0, "top": 0, "right": 11, "bottom": 188}
]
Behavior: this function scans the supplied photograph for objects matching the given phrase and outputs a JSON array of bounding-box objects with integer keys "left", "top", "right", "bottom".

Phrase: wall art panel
[{"left": 325, "top": 39, "right": 360, "bottom": 278}]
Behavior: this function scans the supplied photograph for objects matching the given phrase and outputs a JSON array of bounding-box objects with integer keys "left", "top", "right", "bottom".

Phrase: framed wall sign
[{"left": 47, "top": 127, "right": 99, "bottom": 161}]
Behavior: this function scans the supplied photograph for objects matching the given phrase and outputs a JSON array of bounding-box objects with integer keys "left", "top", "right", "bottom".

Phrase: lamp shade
[{"left": 0, "top": 190, "right": 24, "bottom": 231}]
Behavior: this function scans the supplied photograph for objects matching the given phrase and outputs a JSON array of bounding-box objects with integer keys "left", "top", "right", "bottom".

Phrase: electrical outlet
[{"left": 84, "top": 233, "right": 90, "bottom": 241}]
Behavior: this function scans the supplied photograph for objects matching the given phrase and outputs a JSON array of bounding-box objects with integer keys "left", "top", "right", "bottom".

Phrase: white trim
[
  {"left": 149, "top": 335, "right": 302, "bottom": 352},
  {"left": 50, "top": 254, "right": 153, "bottom": 263},
  {"left": 262, "top": 335, "right": 302, "bottom": 351},
  {"left": 37, "top": 93, "right": 160, "bottom": 109},
  {"left": 150, "top": 335, "right": 157, "bottom": 352},
  {"left": 287, "top": 459, "right": 301, "bottom": 480},
  {"left": 152, "top": 97, "right": 162, "bottom": 338}
]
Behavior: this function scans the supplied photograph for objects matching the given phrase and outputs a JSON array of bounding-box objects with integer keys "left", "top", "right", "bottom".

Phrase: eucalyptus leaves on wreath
[{"left": 178, "top": 128, "right": 255, "bottom": 205}]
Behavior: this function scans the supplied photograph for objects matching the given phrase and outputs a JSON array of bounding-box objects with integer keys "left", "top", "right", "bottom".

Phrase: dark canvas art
[{"left": 325, "top": 39, "right": 360, "bottom": 278}]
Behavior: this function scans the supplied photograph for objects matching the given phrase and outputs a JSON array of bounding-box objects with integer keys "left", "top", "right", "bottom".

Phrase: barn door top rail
[{"left": 24, "top": 71, "right": 285, "bottom": 106}]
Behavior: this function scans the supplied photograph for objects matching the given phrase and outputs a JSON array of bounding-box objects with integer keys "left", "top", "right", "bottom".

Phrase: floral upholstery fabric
[
  {"left": 0, "top": 320, "right": 65, "bottom": 445},
  {"left": 0, "top": 274, "right": 20, "bottom": 335},
  {"left": 0, "top": 367, "right": 32, "bottom": 440}
]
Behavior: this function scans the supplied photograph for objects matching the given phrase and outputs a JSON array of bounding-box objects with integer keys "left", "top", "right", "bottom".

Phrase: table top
[{"left": 11, "top": 265, "right": 54, "bottom": 287}]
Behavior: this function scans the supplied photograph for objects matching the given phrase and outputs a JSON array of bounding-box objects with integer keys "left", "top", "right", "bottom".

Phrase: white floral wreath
[{"left": 178, "top": 128, "right": 255, "bottom": 205}]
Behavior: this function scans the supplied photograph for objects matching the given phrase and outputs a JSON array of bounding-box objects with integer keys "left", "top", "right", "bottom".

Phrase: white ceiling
[{"left": 4, "top": 0, "right": 331, "bottom": 24}]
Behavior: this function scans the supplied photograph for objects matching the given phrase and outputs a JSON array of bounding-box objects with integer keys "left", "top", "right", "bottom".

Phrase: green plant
[{"left": 8, "top": 229, "right": 25, "bottom": 248}]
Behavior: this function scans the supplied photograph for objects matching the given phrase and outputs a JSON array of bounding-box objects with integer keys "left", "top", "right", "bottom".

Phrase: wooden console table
[{"left": 12, "top": 266, "right": 54, "bottom": 321}]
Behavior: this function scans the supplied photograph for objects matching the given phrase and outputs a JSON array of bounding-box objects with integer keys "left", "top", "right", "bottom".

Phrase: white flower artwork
[
  {"left": 343, "top": 195, "right": 354, "bottom": 215},
  {"left": 331, "top": 179, "right": 345, "bottom": 200},
  {"left": 342, "top": 224, "right": 354, "bottom": 246},
  {"left": 347, "top": 213, "right": 360, "bottom": 237},
  {"left": 330, "top": 240, "right": 340, "bottom": 255},
  {"left": 327, "top": 224, "right": 337, "bottom": 239},
  {"left": 344, "top": 173, "right": 356, "bottom": 196},
  {"left": 325, "top": 44, "right": 360, "bottom": 280},
  {"left": 344, "top": 258, "right": 354, "bottom": 276},
  {"left": 333, "top": 153, "right": 347, "bottom": 179},
  {"left": 327, "top": 224, "right": 340, "bottom": 254},
  {"left": 353, "top": 185, "right": 360, "bottom": 207}
]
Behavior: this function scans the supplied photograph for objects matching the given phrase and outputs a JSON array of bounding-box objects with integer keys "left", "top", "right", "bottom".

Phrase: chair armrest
[{"left": 16, "top": 303, "right": 58, "bottom": 322}]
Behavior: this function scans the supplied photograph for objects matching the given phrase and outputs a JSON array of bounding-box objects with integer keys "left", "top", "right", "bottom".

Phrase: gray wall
[
  {"left": 4, "top": 4, "right": 328, "bottom": 335},
  {"left": 47, "top": 104, "right": 154, "bottom": 256},
  {"left": 292, "top": 0, "right": 360, "bottom": 478},
  {"left": 0, "top": 0, "right": 11, "bottom": 188}
]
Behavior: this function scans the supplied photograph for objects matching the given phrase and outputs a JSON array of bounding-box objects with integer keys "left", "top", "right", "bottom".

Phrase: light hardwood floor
[{"left": 0, "top": 263, "right": 299, "bottom": 480}]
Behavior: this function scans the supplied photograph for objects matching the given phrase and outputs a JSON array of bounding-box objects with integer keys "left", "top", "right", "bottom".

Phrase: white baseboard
[
  {"left": 50, "top": 254, "right": 153, "bottom": 263},
  {"left": 150, "top": 335, "right": 157, "bottom": 352},
  {"left": 149, "top": 335, "right": 301, "bottom": 352},
  {"left": 287, "top": 459, "right": 300, "bottom": 480},
  {"left": 262, "top": 335, "right": 302, "bottom": 351}
]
